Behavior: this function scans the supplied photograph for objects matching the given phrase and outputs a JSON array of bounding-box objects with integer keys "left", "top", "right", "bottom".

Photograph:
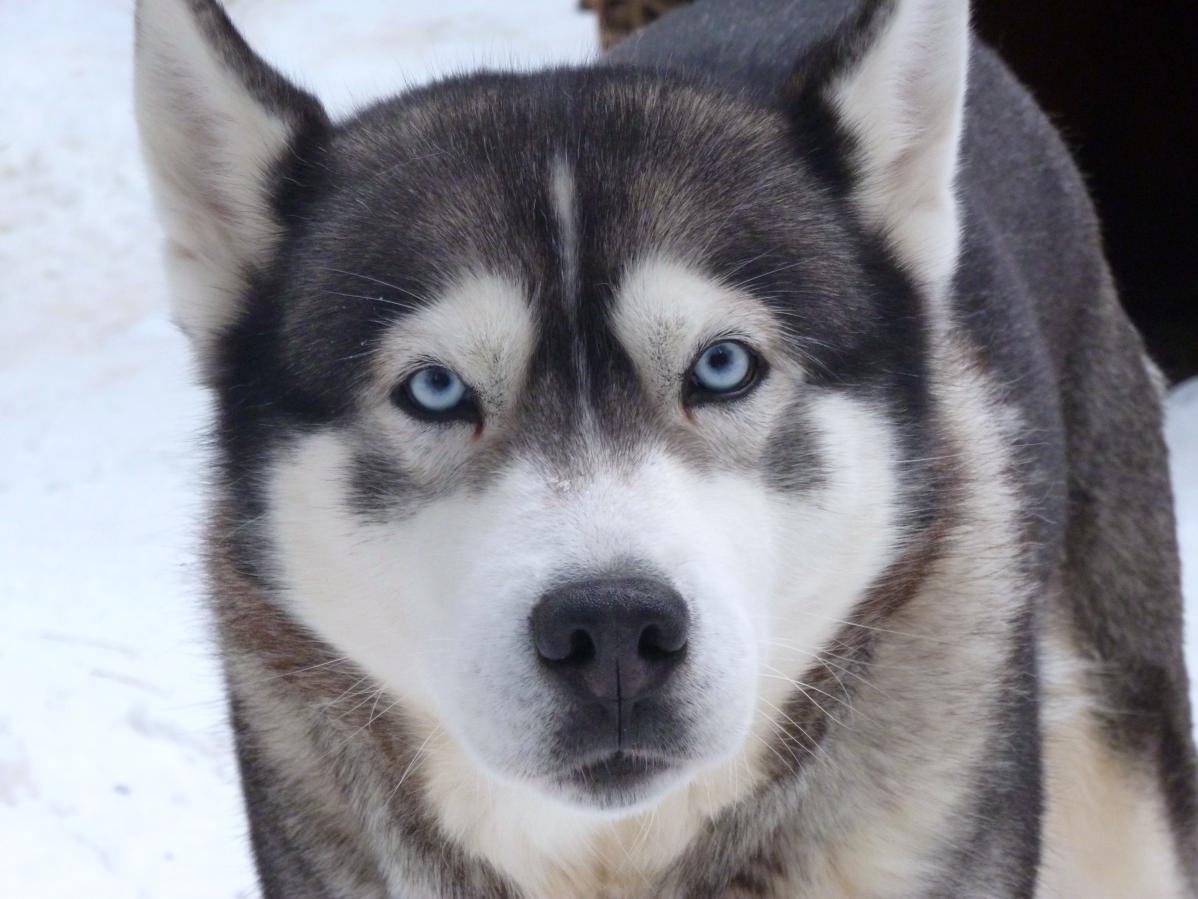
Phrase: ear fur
[
  {"left": 134, "top": 0, "right": 328, "bottom": 363},
  {"left": 792, "top": 0, "right": 970, "bottom": 303}
]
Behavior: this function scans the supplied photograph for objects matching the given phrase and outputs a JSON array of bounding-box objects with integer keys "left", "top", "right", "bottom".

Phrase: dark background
[{"left": 976, "top": 1, "right": 1197, "bottom": 382}]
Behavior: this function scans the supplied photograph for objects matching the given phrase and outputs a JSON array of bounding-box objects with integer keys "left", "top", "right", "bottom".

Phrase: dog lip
[{"left": 564, "top": 749, "right": 675, "bottom": 786}]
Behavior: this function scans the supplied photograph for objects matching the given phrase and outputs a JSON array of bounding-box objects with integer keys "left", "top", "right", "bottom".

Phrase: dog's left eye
[
  {"left": 687, "top": 340, "right": 762, "bottom": 402},
  {"left": 393, "top": 365, "right": 477, "bottom": 423}
]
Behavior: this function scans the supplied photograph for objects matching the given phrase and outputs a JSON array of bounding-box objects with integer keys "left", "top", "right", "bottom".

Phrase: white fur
[
  {"left": 829, "top": 0, "right": 970, "bottom": 306},
  {"left": 1038, "top": 630, "right": 1189, "bottom": 899},
  {"left": 613, "top": 255, "right": 794, "bottom": 405},
  {"left": 135, "top": 0, "right": 306, "bottom": 357},
  {"left": 368, "top": 270, "right": 537, "bottom": 479},
  {"left": 264, "top": 256, "right": 906, "bottom": 896}
]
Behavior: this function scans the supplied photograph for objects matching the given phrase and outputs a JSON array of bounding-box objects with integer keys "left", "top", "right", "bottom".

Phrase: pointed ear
[
  {"left": 134, "top": 0, "right": 328, "bottom": 362},
  {"left": 791, "top": 0, "right": 970, "bottom": 302}
]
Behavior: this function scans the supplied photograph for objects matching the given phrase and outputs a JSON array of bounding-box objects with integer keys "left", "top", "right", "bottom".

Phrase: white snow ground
[{"left": 0, "top": 2, "right": 1193, "bottom": 897}]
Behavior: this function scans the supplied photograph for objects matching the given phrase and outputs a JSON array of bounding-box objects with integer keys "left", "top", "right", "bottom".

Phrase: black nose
[{"left": 531, "top": 576, "right": 689, "bottom": 703}]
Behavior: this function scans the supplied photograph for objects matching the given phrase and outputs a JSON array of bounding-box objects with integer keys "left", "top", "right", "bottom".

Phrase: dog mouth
[
  {"left": 550, "top": 750, "right": 681, "bottom": 808},
  {"left": 575, "top": 750, "right": 672, "bottom": 782}
]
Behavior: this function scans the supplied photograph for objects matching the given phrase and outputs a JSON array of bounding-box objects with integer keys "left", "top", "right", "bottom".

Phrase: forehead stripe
[
  {"left": 549, "top": 153, "right": 579, "bottom": 326},
  {"left": 547, "top": 151, "right": 597, "bottom": 404}
]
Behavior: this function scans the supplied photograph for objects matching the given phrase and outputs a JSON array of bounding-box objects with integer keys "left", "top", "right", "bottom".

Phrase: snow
[
  {"left": 1170, "top": 378, "right": 1198, "bottom": 694},
  {"left": 0, "top": 2, "right": 1193, "bottom": 897}
]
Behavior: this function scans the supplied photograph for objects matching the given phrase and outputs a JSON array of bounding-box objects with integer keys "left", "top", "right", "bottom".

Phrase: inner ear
[
  {"left": 134, "top": 0, "right": 329, "bottom": 371},
  {"left": 786, "top": 0, "right": 970, "bottom": 303}
]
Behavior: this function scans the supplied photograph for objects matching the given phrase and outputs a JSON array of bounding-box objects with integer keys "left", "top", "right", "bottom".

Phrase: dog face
[{"left": 137, "top": 0, "right": 965, "bottom": 812}]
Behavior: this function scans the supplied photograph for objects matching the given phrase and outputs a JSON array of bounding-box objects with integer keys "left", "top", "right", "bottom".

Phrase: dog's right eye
[
  {"left": 392, "top": 365, "right": 478, "bottom": 424},
  {"left": 685, "top": 340, "right": 763, "bottom": 405}
]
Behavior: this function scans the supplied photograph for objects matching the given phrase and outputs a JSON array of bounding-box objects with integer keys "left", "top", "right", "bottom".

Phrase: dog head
[{"left": 136, "top": 0, "right": 967, "bottom": 811}]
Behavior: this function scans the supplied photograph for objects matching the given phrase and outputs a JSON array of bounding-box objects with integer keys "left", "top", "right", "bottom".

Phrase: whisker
[
  {"left": 758, "top": 696, "right": 830, "bottom": 762},
  {"left": 241, "top": 654, "right": 353, "bottom": 689},
  {"left": 750, "top": 722, "right": 803, "bottom": 775},
  {"left": 319, "top": 674, "right": 374, "bottom": 712},
  {"left": 324, "top": 266, "right": 428, "bottom": 303},
  {"left": 729, "top": 258, "right": 807, "bottom": 289},
  {"left": 324, "top": 289, "right": 416, "bottom": 313},
  {"left": 334, "top": 696, "right": 402, "bottom": 752},
  {"left": 329, "top": 683, "right": 385, "bottom": 722},
  {"left": 759, "top": 665, "right": 857, "bottom": 727},
  {"left": 751, "top": 711, "right": 811, "bottom": 774},
  {"left": 387, "top": 725, "right": 443, "bottom": 804},
  {"left": 753, "top": 607, "right": 958, "bottom": 646},
  {"left": 762, "top": 637, "right": 892, "bottom": 698}
]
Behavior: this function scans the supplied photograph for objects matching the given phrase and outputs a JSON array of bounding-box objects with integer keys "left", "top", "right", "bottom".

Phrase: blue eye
[
  {"left": 690, "top": 340, "right": 759, "bottom": 399},
  {"left": 398, "top": 365, "right": 472, "bottom": 419}
]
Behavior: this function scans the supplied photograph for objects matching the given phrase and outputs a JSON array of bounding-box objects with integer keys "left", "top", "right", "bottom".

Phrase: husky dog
[{"left": 134, "top": 0, "right": 1197, "bottom": 895}]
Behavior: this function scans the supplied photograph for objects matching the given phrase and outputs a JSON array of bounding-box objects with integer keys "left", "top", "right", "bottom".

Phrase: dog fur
[{"left": 134, "top": 0, "right": 1198, "bottom": 895}]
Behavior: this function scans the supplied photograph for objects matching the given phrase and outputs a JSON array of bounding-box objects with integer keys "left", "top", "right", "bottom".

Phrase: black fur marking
[
  {"left": 348, "top": 448, "right": 423, "bottom": 522},
  {"left": 762, "top": 397, "right": 825, "bottom": 494}
]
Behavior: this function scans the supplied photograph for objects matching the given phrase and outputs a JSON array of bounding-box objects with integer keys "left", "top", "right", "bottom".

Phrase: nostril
[
  {"left": 562, "top": 629, "right": 595, "bottom": 666},
  {"left": 638, "top": 623, "right": 687, "bottom": 662},
  {"left": 535, "top": 625, "right": 594, "bottom": 665}
]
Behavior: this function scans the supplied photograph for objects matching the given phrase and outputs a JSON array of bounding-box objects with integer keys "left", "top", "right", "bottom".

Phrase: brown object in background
[{"left": 579, "top": 0, "right": 693, "bottom": 49}]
